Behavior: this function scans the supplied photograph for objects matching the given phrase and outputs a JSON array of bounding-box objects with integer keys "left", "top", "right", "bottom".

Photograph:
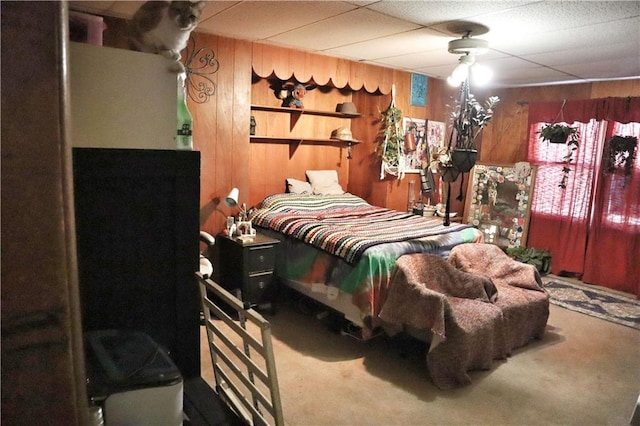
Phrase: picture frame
[
  {"left": 464, "top": 162, "right": 537, "bottom": 248},
  {"left": 426, "top": 120, "right": 446, "bottom": 152},
  {"left": 402, "top": 117, "right": 427, "bottom": 173},
  {"left": 410, "top": 73, "right": 427, "bottom": 107}
]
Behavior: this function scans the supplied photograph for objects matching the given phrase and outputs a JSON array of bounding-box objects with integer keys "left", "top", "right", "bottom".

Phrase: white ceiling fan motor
[{"left": 447, "top": 22, "right": 490, "bottom": 55}]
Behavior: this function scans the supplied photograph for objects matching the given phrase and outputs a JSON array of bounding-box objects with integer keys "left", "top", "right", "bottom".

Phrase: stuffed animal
[{"left": 279, "top": 83, "right": 312, "bottom": 108}]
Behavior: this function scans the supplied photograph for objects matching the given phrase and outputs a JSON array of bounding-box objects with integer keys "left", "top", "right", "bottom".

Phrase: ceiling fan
[{"left": 446, "top": 22, "right": 492, "bottom": 86}]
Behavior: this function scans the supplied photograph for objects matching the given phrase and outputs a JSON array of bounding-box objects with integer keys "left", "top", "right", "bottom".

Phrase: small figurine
[{"left": 278, "top": 83, "right": 314, "bottom": 109}]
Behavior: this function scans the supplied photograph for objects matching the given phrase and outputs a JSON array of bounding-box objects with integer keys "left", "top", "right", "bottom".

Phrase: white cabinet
[{"left": 69, "top": 42, "right": 177, "bottom": 150}]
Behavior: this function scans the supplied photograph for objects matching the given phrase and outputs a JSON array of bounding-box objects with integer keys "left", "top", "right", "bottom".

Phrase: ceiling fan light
[
  {"left": 451, "top": 62, "right": 469, "bottom": 82},
  {"left": 471, "top": 63, "right": 492, "bottom": 86},
  {"left": 447, "top": 75, "right": 462, "bottom": 87}
]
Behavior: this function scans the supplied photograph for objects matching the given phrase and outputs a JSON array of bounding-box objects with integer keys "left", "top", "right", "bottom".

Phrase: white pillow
[
  {"left": 305, "top": 170, "right": 344, "bottom": 195},
  {"left": 286, "top": 178, "right": 312, "bottom": 194}
]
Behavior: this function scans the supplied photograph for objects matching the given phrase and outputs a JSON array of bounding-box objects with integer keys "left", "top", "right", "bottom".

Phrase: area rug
[{"left": 542, "top": 278, "right": 640, "bottom": 330}]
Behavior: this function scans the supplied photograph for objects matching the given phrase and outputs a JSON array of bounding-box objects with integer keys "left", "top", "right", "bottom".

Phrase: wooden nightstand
[{"left": 217, "top": 232, "right": 280, "bottom": 310}]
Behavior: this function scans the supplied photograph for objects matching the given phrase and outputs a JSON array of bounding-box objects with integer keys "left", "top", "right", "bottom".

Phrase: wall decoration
[
  {"left": 402, "top": 117, "right": 427, "bottom": 172},
  {"left": 410, "top": 73, "right": 427, "bottom": 107},
  {"left": 464, "top": 162, "right": 537, "bottom": 248},
  {"left": 426, "top": 120, "right": 445, "bottom": 152},
  {"left": 184, "top": 37, "right": 220, "bottom": 104}
]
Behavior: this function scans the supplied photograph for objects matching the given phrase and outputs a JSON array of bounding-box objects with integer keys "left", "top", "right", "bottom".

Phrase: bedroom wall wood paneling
[{"left": 189, "top": 32, "right": 253, "bottom": 235}]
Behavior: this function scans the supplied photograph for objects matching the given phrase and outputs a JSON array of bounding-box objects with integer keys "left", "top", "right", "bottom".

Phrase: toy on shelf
[{"left": 278, "top": 82, "right": 315, "bottom": 109}]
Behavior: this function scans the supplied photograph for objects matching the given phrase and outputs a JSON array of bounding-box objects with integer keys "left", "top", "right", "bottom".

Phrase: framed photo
[
  {"left": 426, "top": 120, "right": 446, "bottom": 152},
  {"left": 410, "top": 73, "right": 428, "bottom": 106},
  {"left": 402, "top": 117, "right": 427, "bottom": 173}
]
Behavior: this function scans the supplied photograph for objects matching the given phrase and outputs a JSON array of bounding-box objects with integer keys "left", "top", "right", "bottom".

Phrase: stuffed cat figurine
[{"left": 129, "top": 1, "right": 206, "bottom": 72}]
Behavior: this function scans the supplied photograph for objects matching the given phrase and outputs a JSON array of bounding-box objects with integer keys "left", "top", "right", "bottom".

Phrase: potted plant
[
  {"left": 505, "top": 246, "right": 552, "bottom": 275},
  {"left": 538, "top": 123, "right": 578, "bottom": 144},
  {"left": 538, "top": 123, "right": 580, "bottom": 188},
  {"left": 604, "top": 135, "right": 637, "bottom": 177},
  {"left": 448, "top": 81, "right": 500, "bottom": 173},
  {"left": 377, "top": 86, "right": 406, "bottom": 179}
]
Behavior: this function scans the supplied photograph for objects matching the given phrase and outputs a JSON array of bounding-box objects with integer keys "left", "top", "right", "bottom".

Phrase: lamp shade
[{"left": 225, "top": 187, "right": 239, "bottom": 207}]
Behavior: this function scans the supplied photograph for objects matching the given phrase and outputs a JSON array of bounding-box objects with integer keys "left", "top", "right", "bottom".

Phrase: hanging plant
[
  {"left": 449, "top": 82, "right": 500, "bottom": 151},
  {"left": 604, "top": 135, "right": 637, "bottom": 177},
  {"left": 538, "top": 123, "right": 580, "bottom": 188},
  {"left": 537, "top": 100, "right": 581, "bottom": 189},
  {"left": 377, "top": 85, "right": 406, "bottom": 179},
  {"left": 445, "top": 80, "right": 499, "bottom": 175},
  {"left": 538, "top": 123, "right": 578, "bottom": 144}
]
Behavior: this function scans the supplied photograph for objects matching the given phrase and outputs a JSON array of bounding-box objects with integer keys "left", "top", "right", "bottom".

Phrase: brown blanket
[
  {"left": 448, "top": 243, "right": 545, "bottom": 292},
  {"left": 448, "top": 243, "right": 550, "bottom": 351},
  {"left": 379, "top": 254, "right": 509, "bottom": 389},
  {"left": 379, "top": 254, "right": 499, "bottom": 339},
  {"left": 379, "top": 245, "right": 550, "bottom": 389}
]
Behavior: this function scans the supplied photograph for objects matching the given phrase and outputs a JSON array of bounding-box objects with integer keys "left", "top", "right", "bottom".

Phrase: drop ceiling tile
[
  {"left": 491, "top": 17, "right": 640, "bottom": 56},
  {"left": 371, "top": 49, "right": 452, "bottom": 71},
  {"left": 70, "top": 1, "right": 142, "bottom": 19},
  {"left": 478, "top": 1, "right": 640, "bottom": 37},
  {"left": 197, "top": 1, "right": 357, "bottom": 40},
  {"left": 558, "top": 57, "right": 640, "bottom": 80},
  {"left": 524, "top": 42, "right": 637, "bottom": 68},
  {"left": 267, "top": 7, "right": 421, "bottom": 51},
  {"left": 198, "top": 1, "right": 242, "bottom": 22},
  {"left": 324, "top": 27, "right": 448, "bottom": 61},
  {"left": 367, "top": 1, "right": 535, "bottom": 28}
]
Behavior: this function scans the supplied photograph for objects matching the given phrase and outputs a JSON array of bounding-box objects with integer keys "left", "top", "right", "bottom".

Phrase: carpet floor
[
  {"left": 542, "top": 276, "right": 640, "bottom": 330},
  {"left": 201, "top": 285, "right": 640, "bottom": 426}
]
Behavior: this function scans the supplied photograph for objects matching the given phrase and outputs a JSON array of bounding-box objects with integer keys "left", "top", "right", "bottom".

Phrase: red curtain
[
  {"left": 526, "top": 97, "right": 640, "bottom": 297},
  {"left": 583, "top": 122, "right": 640, "bottom": 296}
]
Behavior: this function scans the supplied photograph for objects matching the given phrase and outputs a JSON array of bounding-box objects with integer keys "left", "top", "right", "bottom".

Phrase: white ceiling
[{"left": 69, "top": 1, "right": 640, "bottom": 88}]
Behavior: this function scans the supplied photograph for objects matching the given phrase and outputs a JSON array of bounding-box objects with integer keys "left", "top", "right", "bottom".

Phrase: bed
[{"left": 249, "top": 192, "right": 484, "bottom": 337}]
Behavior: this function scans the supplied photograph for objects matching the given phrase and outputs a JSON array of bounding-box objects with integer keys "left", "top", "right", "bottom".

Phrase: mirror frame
[{"left": 463, "top": 162, "right": 537, "bottom": 248}]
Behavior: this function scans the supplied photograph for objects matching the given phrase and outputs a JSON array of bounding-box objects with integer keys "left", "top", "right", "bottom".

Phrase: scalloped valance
[{"left": 252, "top": 42, "right": 394, "bottom": 94}]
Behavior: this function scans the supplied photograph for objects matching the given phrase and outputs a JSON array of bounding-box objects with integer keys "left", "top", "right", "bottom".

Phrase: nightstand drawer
[
  {"left": 247, "top": 245, "right": 276, "bottom": 273},
  {"left": 245, "top": 271, "right": 274, "bottom": 303}
]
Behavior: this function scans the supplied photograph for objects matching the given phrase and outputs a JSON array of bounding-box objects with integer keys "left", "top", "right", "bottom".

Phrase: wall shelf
[
  {"left": 250, "top": 136, "right": 360, "bottom": 145},
  {"left": 250, "top": 136, "right": 359, "bottom": 158},
  {"left": 249, "top": 104, "right": 360, "bottom": 158},
  {"left": 250, "top": 104, "right": 360, "bottom": 119}
]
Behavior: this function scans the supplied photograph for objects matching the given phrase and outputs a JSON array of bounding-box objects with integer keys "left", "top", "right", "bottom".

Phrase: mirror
[{"left": 464, "top": 162, "right": 536, "bottom": 248}]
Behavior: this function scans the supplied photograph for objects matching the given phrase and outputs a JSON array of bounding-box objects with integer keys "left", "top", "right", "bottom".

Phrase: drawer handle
[{"left": 258, "top": 255, "right": 265, "bottom": 263}]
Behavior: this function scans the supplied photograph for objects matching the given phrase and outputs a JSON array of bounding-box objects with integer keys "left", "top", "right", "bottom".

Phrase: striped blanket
[{"left": 251, "top": 193, "right": 472, "bottom": 264}]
